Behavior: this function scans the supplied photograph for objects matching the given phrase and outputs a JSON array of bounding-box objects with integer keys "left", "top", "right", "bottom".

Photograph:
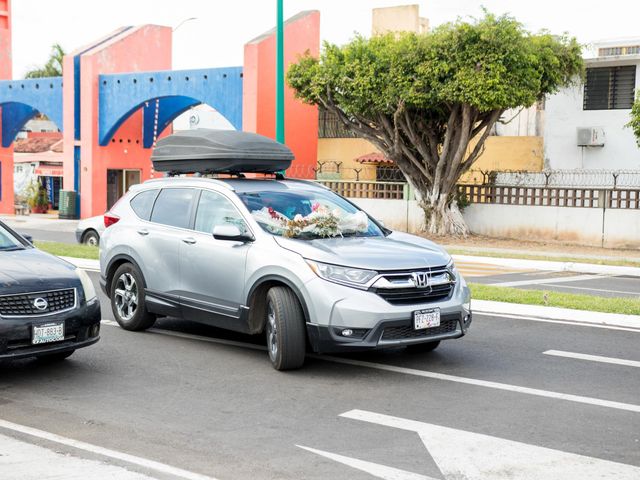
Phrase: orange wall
[
  {"left": 64, "top": 26, "right": 172, "bottom": 218},
  {"left": 243, "top": 11, "right": 320, "bottom": 179},
  {"left": 0, "top": 0, "right": 12, "bottom": 214}
]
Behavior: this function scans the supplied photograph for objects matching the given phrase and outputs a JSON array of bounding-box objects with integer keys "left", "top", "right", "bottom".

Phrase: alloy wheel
[{"left": 114, "top": 272, "right": 138, "bottom": 321}]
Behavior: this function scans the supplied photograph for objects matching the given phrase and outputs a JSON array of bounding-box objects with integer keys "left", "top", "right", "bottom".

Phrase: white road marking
[
  {"left": 489, "top": 274, "right": 606, "bottom": 288},
  {"left": 0, "top": 419, "right": 217, "bottom": 480},
  {"left": 0, "top": 433, "right": 154, "bottom": 480},
  {"left": 540, "top": 283, "right": 639, "bottom": 296},
  {"left": 544, "top": 350, "right": 640, "bottom": 368},
  {"left": 297, "top": 445, "right": 437, "bottom": 480},
  {"left": 100, "top": 322, "right": 640, "bottom": 414},
  {"left": 317, "top": 355, "right": 640, "bottom": 413},
  {"left": 341, "top": 410, "right": 640, "bottom": 480}
]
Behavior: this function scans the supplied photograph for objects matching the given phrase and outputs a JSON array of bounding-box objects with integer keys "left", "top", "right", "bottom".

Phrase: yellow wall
[
  {"left": 372, "top": 5, "right": 429, "bottom": 35},
  {"left": 317, "top": 138, "right": 378, "bottom": 180},
  {"left": 461, "top": 136, "right": 544, "bottom": 184}
]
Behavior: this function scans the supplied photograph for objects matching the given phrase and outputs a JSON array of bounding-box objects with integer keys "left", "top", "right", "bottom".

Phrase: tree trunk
[{"left": 420, "top": 183, "right": 469, "bottom": 237}]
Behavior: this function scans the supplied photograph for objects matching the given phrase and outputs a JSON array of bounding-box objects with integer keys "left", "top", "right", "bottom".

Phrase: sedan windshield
[
  {"left": 0, "top": 224, "right": 25, "bottom": 250},
  {"left": 238, "top": 188, "right": 384, "bottom": 239}
]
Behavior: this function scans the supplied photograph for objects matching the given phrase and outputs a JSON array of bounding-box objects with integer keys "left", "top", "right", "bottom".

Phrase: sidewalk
[{"left": 1, "top": 214, "right": 78, "bottom": 232}]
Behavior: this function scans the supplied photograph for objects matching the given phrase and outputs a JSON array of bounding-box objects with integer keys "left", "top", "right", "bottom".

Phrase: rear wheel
[
  {"left": 406, "top": 340, "right": 441, "bottom": 353},
  {"left": 265, "top": 286, "right": 306, "bottom": 371},
  {"left": 36, "top": 350, "right": 75, "bottom": 362},
  {"left": 82, "top": 230, "right": 100, "bottom": 246},
  {"left": 111, "top": 263, "right": 156, "bottom": 331}
]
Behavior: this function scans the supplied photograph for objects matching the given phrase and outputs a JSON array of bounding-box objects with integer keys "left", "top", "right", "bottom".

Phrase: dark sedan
[{"left": 0, "top": 221, "right": 100, "bottom": 362}]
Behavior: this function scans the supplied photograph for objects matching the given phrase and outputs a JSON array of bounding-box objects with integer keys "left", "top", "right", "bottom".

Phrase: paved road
[
  {"left": 0, "top": 272, "right": 638, "bottom": 479},
  {"left": 14, "top": 227, "right": 77, "bottom": 244}
]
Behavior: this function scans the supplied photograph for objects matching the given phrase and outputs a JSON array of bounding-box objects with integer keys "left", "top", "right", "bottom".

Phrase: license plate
[
  {"left": 32, "top": 322, "right": 65, "bottom": 345},
  {"left": 413, "top": 308, "right": 440, "bottom": 330}
]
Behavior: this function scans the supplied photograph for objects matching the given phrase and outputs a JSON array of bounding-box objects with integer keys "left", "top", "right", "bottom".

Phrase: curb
[
  {"left": 473, "top": 299, "right": 640, "bottom": 331},
  {"left": 452, "top": 254, "right": 640, "bottom": 278},
  {"left": 62, "top": 256, "right": 100, "bottom": 272}
]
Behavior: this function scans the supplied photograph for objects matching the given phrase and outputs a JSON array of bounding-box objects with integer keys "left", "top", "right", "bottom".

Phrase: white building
[{"left": 544, "top": 38, "right": 640, "bottom": 170}]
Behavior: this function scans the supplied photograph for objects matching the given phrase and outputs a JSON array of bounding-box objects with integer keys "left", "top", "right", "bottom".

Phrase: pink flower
[
  {"left": 268, "top": 207, "right": 278, "bottom": 219},
  {"left": 312, "top": 202, "right": 321, "bottom": 212}
]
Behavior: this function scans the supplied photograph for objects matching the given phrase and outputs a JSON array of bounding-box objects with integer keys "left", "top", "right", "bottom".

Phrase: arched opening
[{"left": 3, "top": 103, "right": 64, "bottom": 212}]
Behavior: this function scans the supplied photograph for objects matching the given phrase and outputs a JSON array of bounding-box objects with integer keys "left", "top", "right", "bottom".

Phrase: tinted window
[
  {"left": 150, "top": 188, "right": 195, "bottom": 229},
  {"left": 194, "top": 190, "right": 247, "bottom": 234},
  {"left": 0, "top": 223, "right": 23, "bottom": 250},
  {"left": 130, "top": 190, "right": 158, "bottom": 220}
]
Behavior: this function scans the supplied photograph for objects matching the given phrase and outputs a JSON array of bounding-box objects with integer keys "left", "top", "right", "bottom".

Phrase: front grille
[
  {"left": 374, "top": 283, "right": 453, "bottom": 305},
  {"left": 0, "top": 289, "right": 76, "bottom": 316},
  {"left": 372, "top": 266, "right": 455, "bottom": 306},
  {"left": 381, "top": 318, "right": 459, "bottom": 341}
]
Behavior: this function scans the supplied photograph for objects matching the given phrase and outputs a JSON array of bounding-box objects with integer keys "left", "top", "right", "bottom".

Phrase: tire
[
  {"left": 406, "top": 340, "right": 441, "bottom": 353},
  {"left": 82, "top": 230, "right": 100, "bottom": 246},
  {"left": 36, "top": 350, "right": 75, "bottom": 362},
  {"left": 110, "top": 263, "right": 156, "bottom": 331},
  {"left": 265, "top": 286, "right": 306, "bottom": 371}
]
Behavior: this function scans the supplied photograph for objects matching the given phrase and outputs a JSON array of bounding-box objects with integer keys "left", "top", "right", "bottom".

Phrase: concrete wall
[
  {"left": 544, "top": 60, "right": 640, "bottom": 170},
  {"left": 372, "top": 5, "right": 428, "bottom": 35},
  {"left": 349, "top": 196, "right": 640, "bottom": 248}
]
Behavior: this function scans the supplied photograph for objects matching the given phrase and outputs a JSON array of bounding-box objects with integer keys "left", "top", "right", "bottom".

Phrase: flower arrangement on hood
[{"left": 251, "top": 202, "right": 368, "bottom": 238}]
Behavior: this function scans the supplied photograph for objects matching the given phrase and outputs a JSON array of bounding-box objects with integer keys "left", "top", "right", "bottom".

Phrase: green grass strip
[
  {"left": 448, "top": 248, "right": 640, "bottom": 269},
  {"left": 469, "top": 283, "right": 640, "bottom": 316},
  {"left": 34, "top": 241, "right": 99, "bottom": 260}
]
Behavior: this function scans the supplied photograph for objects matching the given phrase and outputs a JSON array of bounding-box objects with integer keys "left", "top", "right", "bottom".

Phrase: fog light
[
  {"left": 341, "top": 329, "right": 354, "bottom": 337},
  {"left": 464, "top": 314, "right": 472, "bottom": 325}
]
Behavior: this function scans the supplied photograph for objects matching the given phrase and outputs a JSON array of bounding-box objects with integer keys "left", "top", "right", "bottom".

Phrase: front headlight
[
  {"left": 306, "top": 260, "right": 377, "bottom": 289},
  {"left": 76, "top": 268, "right": 97, "bottom": 302}
]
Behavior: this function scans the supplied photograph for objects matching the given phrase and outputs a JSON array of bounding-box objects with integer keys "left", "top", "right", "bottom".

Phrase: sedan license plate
[
  {"left": 32, "top": 322, "right": 65, "bottom": 345},
  {"left": 413, "top": 308, "right": 440, "bottom": 330}
]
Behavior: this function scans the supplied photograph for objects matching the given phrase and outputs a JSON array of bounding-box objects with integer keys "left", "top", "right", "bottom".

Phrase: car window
[
  {"left": 130, "top": 190, "right": 159, "bottom": 221},
  {"left": 0, "top": 223, "right": 23, "bottom": 250},
  {"left": 194, "top": 190, "right": 247, "bottom": 234},
  {"left": 150, "top": 188, "right": 195, "bottom": 229}
]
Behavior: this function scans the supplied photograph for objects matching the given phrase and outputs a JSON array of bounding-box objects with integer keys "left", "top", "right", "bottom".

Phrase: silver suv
[{"left": 100, "top": 177, "right": 471, "bottom": 370}]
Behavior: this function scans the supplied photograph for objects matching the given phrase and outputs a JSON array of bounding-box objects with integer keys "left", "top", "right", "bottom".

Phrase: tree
[
  {"left": 25, "top": 43, "right": 65, "bottom": 78},
  {"left": 629, "top": 94, "right": 640, "bottom": 147},
  {"left": 287, "top": 12, "right": 583, "bottom": 235}
]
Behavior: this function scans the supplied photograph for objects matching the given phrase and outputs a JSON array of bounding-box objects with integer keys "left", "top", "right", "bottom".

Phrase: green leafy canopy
[
  {"left": 288, "top": 12, "right": 582, "bottom": 118},
  {"left": 629, "top": 94, "right": 640, "bottom": 147}
]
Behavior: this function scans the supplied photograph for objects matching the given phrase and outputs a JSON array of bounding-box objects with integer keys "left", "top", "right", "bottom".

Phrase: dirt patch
[{"left": 419, "top": 233, "right": 640, "bottom": 259}]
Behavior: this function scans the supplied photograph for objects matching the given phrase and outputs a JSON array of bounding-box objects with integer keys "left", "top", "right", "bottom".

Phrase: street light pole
[{"left": 275, "top": 0, "right": 285, "bottom": 144}]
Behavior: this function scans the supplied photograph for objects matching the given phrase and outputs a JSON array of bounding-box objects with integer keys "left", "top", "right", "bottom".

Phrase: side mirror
[
  {"left": 212, "top": 224, "right": 254, "bottom": 242},
  {"left": 21, "top": 233, "right": 33, "bottom": 243}
]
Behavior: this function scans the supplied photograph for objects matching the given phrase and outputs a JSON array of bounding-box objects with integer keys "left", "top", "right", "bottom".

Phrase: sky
[{"left": 11, "top": 0, "right": 640, "bottom": 79}]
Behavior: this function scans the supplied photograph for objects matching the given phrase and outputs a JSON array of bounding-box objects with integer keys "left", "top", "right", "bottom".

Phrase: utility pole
[{"left": 275, "top": 0, "right": 285, "bottom": 144}]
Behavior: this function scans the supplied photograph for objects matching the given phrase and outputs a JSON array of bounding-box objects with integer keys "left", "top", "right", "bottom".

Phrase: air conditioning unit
[{"left": 577, "top": 127, "right": 605, "bottom": 146}]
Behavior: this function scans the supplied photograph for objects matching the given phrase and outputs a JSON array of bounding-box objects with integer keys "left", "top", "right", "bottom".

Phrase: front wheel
[
  {"left": 265, "top": 286, "right": 306, "bottom": 371},
  {"left": 110, "top": 263, "right": 156, "bottom": 331}
]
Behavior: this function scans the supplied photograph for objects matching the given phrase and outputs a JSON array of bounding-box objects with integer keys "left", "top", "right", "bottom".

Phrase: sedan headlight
[
  {"left": 76, "top": 268, "right": 97, "bottom": 302},
  {"left": 306, "top": 260, "right": 377, "bottom": 289}
]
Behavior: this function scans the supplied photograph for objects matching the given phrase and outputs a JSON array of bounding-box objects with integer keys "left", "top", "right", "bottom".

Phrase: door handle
[
  {"left": 182, "top": 237, "right": 197, "bottom": 245},
  {"left": 137, "top": 229, "right": 149, "bottom": 236}
]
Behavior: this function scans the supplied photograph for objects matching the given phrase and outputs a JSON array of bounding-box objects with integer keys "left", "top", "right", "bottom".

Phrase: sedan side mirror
[
  {"left": 21, "top": 233, "right": 33, "bottom": 244},
  {"left": 212, "top": 224, "right": 254, "bottom": 242}
]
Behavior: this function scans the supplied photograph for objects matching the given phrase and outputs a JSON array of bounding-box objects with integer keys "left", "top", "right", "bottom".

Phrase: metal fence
[{"left": 468, "top": 169, "right": 640, "bottom": 189}]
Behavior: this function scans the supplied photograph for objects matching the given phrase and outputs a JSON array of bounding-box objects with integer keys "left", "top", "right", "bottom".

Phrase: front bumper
[
  {"left": 0, "top": 299, "right": 101, "bottom": 360},
  {"left": 302, "top": 276, "right": 472, "bottom": 353},
  {"left": 75, "top": 229, "right": 84, "bottom": 244}
]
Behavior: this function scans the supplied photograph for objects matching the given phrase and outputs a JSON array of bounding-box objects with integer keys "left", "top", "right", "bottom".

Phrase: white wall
[
  {"left": 350, "top": 196, "right": 640, "bottom": 248},
  {"left": 544, "top": 61, "right": 640, "bottom": 170}
]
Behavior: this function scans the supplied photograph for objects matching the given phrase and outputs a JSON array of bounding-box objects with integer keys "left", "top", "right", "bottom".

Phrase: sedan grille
[
  {"left": 381, "top": 318, "right": 459, "bottom": 341},
  {"left": 0, "top": 289, "right": 76, "bottom": 317}
]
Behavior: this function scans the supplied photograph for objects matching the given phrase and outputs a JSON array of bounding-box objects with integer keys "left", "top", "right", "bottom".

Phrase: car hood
[
  {"left": 0, "top": 248, "right": 80, "bottom": 295},
  {"left": 274, "top": 231, "right": 451, "bottom": 271}
]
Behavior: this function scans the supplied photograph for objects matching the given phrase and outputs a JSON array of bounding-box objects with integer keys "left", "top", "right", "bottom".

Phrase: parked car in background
[
  {"left": 0, "top": 221, "right": 101, "bottom": 362},
  {"left": 75, "top": 215, "right": 105, "bottom": 246}
]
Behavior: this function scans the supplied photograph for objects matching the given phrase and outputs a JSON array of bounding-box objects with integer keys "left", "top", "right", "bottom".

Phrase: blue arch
[
  {"left": 0, "top": 77, "right": 63, "bottom": 147},
  {"left": 98, "top": 67, "right": 243, "bottom": 147}
]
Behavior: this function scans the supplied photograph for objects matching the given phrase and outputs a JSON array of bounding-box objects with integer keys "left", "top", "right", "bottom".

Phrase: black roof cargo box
[{"left": 150, "top": 129, "right": 294, "bottom": 174}]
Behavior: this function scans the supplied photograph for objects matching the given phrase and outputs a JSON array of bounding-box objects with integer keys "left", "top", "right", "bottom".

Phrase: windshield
[
  {"left": 238, "top": 188, "right": 384, "bottom": 239},
  {"left": 0, "top": 224, "right": 25, "bottom": 251}
]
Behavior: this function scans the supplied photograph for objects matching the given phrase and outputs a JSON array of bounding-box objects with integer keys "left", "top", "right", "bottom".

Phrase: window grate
[{"left": 583, "top": 66, "right": 636, "bottom": 110}]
